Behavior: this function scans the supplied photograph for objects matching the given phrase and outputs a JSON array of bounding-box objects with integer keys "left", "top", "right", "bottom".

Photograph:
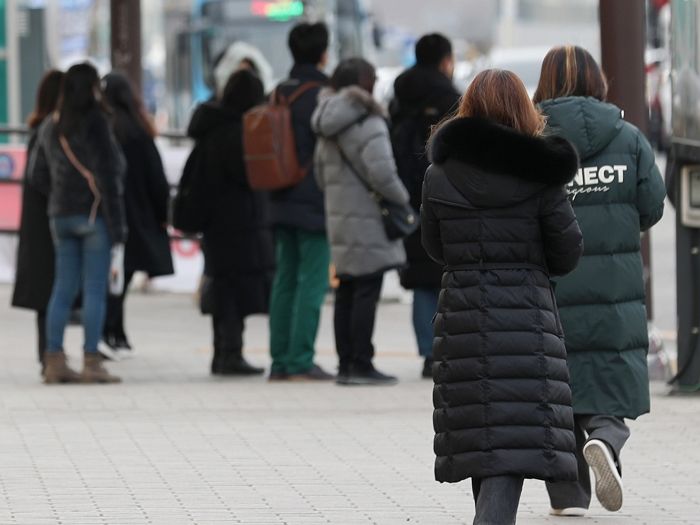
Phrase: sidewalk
[{"left": 0, "top": 285, "right": 698, "bottom": 524}]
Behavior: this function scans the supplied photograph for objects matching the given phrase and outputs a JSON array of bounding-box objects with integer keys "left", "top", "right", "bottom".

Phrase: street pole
[
  {"left": 599, "top": 0, "right": 654, "bottom": 320},
  {"left": 110, "top": 0, "right": 142, "bottom": 94}
]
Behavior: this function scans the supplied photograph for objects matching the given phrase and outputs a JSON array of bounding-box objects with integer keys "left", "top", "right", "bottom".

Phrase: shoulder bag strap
[
  {"left": 59, "top": 134, "right": 101, "bottom": 223},
  {"left": 331, "top": 113, "right": 374, "bottom": 195}
]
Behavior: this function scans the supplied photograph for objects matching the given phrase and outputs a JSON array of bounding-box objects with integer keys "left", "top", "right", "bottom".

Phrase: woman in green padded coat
[{"left": 534, "top": 45, "right": 666, "bottom": 517}]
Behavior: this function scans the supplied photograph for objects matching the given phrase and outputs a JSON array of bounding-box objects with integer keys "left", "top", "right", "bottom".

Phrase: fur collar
[{"left": 430, "top": 117, "right": 579, "bottom": 185}]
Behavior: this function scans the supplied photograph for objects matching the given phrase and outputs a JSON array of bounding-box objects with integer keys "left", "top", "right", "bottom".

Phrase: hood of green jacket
[{"left": 539, "top": 97, "right": 624, "bottom": 160}]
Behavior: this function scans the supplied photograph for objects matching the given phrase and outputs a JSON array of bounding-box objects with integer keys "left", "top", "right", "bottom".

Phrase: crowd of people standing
[{"left": 12, "top": 19, "right": 667, "bottom": 525}]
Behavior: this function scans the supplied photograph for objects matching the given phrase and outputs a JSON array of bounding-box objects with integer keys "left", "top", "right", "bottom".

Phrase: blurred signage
[
  {"left": 0, "top": 146, "right": 26, "bottom": 233},
  {"left": 250, "top": 0, "right": 304, "bottom": 21}
]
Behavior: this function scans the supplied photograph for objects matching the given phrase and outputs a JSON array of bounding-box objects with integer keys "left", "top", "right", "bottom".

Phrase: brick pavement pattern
[{"left": 1, "top": 285, "right": 699, "bottom": 525}]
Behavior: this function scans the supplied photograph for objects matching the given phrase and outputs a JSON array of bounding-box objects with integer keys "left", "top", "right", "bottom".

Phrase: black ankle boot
[{"left": 212, "top": 355, "right": 264, "bottom": 376}]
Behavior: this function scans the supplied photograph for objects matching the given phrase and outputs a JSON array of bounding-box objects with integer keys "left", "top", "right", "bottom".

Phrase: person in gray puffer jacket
[{"left": 312, "top": 58, "right": 410, "bottom": 386}]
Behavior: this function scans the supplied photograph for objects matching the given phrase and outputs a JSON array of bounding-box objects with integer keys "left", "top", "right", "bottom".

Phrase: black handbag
[{"left": 335, "top": 140, "right": 419, "bottom": 240}]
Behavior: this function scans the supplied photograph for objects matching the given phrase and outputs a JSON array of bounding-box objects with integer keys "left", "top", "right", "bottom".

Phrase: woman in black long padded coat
[
  {"left": 12, "top": 70, "right": 65, "bottom": 372},
  {"left": 102, "top": 73, "right": 174, "bottom": 354},
  {"left": 422, "top": 69, "right": 583, "bottom": 525},
  {"left": 187, "top": 69, "right": 274, "bottom": 376}
]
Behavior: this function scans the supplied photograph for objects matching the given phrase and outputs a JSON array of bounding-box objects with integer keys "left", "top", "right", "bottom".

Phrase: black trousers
[
  {"left": 104, "top": 270, "right": 135, "bottom": 338},
  {"left": 333, "top": 273, "right": 384, "bottom": 374},
  {"left": 211, "top": 286, "right": 244, "bottom": 371},
  {"left": 471, "top": 476, "right": 524, "bottom": 525},
  {"left": 36, "top": 310, "right": 47, "bottom": 365}
]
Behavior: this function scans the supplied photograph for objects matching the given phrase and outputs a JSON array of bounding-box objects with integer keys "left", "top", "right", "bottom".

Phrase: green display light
[{"left": 250, "top": 1, "right": 304, "bottom": 22}]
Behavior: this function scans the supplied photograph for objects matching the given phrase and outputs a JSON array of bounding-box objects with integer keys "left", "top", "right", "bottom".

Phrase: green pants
[{"left": 269, "top": 227, "right": 330, "bottom": 374}]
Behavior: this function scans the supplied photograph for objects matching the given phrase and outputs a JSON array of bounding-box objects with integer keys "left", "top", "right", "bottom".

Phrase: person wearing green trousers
[
  {"left": 269, "top": 228, "right": 331, "bottom": 379},
  {"left": 268, "top": 23, "right": 334, "bottom": 381}
]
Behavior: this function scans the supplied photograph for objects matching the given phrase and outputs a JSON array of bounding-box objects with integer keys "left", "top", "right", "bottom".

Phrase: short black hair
[
  {"left": 415, "top": 33, "right": 453, "bottom": 68},
  {"left": 288, "top": 22, "right": 329, "bottom": 65}
]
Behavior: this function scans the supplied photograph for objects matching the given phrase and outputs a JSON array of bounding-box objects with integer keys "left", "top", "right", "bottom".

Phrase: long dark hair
[
  {"left": 220, "top": 70, "right": 264, "bottom": 114},
  {"left": 56, "top": 62, "right": 107, "bottom": 135},
  {"left": 533, "top": 45, "right": 608, "bottom": 103},
  {"left": 28, "top": 70, "right": 65, "bottom": 129},
  {"left": 103, "top": 72, "right": 157, "bottom": 142}
]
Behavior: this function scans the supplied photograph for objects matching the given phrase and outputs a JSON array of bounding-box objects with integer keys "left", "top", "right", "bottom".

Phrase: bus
[{"left": 166, "top": 0, "right": 377, "bottom": 127}]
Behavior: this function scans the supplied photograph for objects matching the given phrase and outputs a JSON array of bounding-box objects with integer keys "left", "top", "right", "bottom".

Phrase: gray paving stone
[{"left": 1, "top": 285, "right": 699, "bottom": 524}]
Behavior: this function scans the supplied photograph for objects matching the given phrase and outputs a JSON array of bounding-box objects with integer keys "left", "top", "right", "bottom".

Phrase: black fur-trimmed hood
[{"left": 430, "top": 117, "right": 579, "bottom": 186}]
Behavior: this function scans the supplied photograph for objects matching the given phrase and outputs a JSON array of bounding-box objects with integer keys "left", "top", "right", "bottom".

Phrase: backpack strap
[{"left": 274, "top": 81, "right": 322, "bottom": 106}]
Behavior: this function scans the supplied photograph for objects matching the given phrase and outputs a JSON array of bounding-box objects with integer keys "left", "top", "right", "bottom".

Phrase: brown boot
[
  {"left": 81, "top": 353, "right": 122, "bottom": 384},
  {"left": 43, "top": 351, "right": 81, "bottom": 384}
]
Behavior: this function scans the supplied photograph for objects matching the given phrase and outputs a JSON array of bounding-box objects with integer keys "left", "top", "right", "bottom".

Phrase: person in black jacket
[
  {"left": 29, "top": 62, "right": 127, "bottom": 384},
  {"left": 268, "top": 23, "right": 334, "bottom": 381},
  {"left": 422, "top": 69, "right": 583, "bottom": 525},
  {"left": 12, "top": 70, "right": 65, "bottom": 373},
  {"left": 187, "top": 69, "right": 274, "bottom": 376},
  {"left": 102, "top": 73, "right": 174, "bottom": 356},
  {"left": 390, "top": 33, "right": 460, "bottom": 378}
]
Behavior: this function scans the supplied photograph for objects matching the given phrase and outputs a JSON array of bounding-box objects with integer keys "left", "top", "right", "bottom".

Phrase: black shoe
[
  {"left": 212, "top": 356, "right": 265, "bottom": 376},
  {"left": 343, "top": 366, "right": 398, "bottom": 386},
  {"left": 336, "top": 367, "right": 350, "bottom": 385},
  {"left": 268, "top": 370, "right": 289, "bottom": 382},
  {"left": 422, "top": 357, "right": 434, "bottom": 379},
  {"left": 288, "top": 364, "right": 335, "bottom": 381}
]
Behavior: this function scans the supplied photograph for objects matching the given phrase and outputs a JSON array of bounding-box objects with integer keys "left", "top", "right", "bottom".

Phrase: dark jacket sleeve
[
  {"left": 635, "top": 132, "right": 666, "bottom": 231},
  {"left": 540, "top": 185, "right": 583, "bottom": 276},
  {"left": 89, "top": 113, "right": 128, "bottom": 244},
  {"left": 420, "top": 167, "right": 445, "bottom": 264}
]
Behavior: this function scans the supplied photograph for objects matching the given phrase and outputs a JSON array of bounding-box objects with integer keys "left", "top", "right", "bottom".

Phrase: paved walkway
[{"left": 0, "top": 285, "right": 698, "bottom": 525}]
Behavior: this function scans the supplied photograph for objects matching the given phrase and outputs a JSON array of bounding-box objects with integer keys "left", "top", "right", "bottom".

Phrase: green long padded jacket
[{"left": 539, "top": 96, "right": 666, "bottom": 419}]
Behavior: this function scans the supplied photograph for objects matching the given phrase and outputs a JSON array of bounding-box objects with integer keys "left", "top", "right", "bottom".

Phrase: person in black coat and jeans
[
  {"left": 187, "top": 69, "right": 274, "bottom": 376},
  {"left": 422, "top": 70, "right": 584, "bottom": 525},
  {"left": 102, "top": 73, "right": 174, "bottom": 356},
  {"left": 390, "top": 33, "right": 460, "bottom": 378},
  {"left": 12, "top": 69, "right": 65, "bottom": 372}
]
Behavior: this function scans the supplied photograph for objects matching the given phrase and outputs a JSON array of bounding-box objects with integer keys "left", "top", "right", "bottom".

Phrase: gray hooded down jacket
[{"left": 312, "top": 86, "right": 409, "bottom": 278}]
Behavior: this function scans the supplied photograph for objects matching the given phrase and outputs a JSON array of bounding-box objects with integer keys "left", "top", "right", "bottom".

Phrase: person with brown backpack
[{"left": 256, "top": 22, "right": 334, "bottom": 382}]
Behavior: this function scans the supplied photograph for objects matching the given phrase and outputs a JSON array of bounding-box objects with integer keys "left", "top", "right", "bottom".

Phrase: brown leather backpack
[{"left": 243, "top": 82, "right": 320, "bottom": 190}]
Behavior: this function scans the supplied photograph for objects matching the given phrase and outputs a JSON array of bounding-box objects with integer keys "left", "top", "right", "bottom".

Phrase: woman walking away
[
  {"left": 29, "top": 62, "right": 127, "bottom": 384},
  {"left": 12, "top": 70, "right": 65, "bottom": 374},
  {"left": 423, "top": 69, "right": 584, "bottom": 524},
  {"left": 187, "top": 69, "right": 273, "bottom": 376},
  {"left": 312, "top": 58, "right": 410, "bottom": 386},
  {"left": 534, "top": 46, "right": 666, "bottom": 517},
  {"left": 102, "top": 73, "right": 174, "bottom": 356}
]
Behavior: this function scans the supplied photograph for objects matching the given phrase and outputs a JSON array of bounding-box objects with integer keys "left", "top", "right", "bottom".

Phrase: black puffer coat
[
  {"left": 188, "top": 102, "right": 275, "bottom": 317},
  {"left": 422, "top": 117, "right": 583, "bottom": 483}
]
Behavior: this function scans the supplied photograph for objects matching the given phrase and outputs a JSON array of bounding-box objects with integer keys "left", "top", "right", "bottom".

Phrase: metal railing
[{"left": 0, "top": 125, "right": 193, "bottom": 239}]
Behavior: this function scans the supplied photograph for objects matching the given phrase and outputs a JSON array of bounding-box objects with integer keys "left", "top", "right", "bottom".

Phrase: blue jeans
[
  {"left": 413, "top": 287, "right": 440, "bottom": 358},
  {"left": 46, "top": 216, "right": 111, "bottom": 354}
]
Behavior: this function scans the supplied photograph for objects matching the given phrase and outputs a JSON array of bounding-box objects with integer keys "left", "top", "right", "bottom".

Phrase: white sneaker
[
  {"left": 583, "top": 439, "right": 623, "bottom": 512},
  {"left": 96, "top": 343, "right": 121, "bottom": 362},
  {"left": 116, "top": 347, "right": 135, "bottom": 360},
  {"left": 549, "top": 507, "right": 587, "bottom": 517}
]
